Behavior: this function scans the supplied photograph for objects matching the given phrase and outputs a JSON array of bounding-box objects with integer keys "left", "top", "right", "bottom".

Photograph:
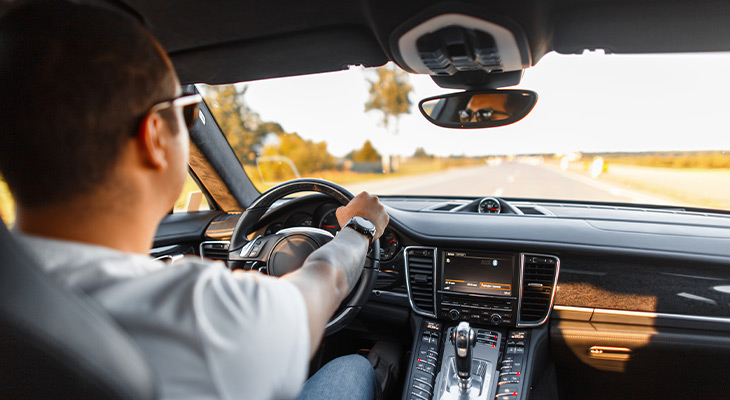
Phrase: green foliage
[
  {"left": 203, "top": 85, "right": 265, "bottom": 165},
  {"left": 202, "top": 85, "right": 337, "bottom": 182},
  {"left": 364, "top": 65, "right": 413, "bottom": 134},
  {"left": 349, "top": 140, "right": 382, "bottom": 163},
  {"left": 260, "top": 133, "right": 335, "bottom": 181}
]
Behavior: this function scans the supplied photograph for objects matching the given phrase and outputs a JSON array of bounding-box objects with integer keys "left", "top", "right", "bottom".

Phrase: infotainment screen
[{"left": 442, "top": 251, "right": 515, "bottom": 297}]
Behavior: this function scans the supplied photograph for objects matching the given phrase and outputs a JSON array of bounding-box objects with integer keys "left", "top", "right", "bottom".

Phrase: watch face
[
  {"left": 354, "top": 216, "right": 375, "bottom": 230},
  {"left": 349, "top": 216, "right": 376, "bottom": 241}
]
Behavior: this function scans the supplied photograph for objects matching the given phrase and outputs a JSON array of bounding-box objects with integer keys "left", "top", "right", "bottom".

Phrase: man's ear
[{"left": 136, "top": 112, "right": 169, "bottom": 170}]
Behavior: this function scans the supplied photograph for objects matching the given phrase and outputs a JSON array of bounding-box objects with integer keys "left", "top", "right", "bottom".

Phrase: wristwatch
[{"left": 343, "top": 216, "right": 377, "bottom": 244}]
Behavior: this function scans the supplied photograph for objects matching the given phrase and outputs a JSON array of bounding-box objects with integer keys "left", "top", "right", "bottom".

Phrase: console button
[
  {"left": 499, "top": 375, "right": 520, "bottom": 384},
  {"left": 410, "top": 389, "right": 430, "bottom": 400},
  {"left": 497, "top": 385, "right": 519, "bottom": 397},
  {"left": 448, "top": 309, "right": 460, "bottom": 321},
  {"left": 415, "top": 370, "right": 433, "bottom": 383},
  {"left": 413, "top": 381, "right": 432, "bottom": 394}
]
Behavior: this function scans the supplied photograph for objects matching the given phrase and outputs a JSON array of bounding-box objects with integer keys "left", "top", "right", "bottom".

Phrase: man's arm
[{"left": 280, "top": 192, "right": 388, "bottom": 356}]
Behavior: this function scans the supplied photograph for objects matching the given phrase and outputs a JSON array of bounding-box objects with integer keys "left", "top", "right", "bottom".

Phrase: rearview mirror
[{"left": 419, "top": 89, "right": 537, "bottom": 129}]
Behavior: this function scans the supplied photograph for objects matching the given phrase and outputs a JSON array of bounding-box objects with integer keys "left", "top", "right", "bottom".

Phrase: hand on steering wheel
[{"left": 227, "top": 179, "right": 385, "bottom": 335}]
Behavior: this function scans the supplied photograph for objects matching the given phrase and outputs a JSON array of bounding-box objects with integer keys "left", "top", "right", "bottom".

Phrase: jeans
[{"left": 295, "top": 354, "right": 381, "bottom": 400}]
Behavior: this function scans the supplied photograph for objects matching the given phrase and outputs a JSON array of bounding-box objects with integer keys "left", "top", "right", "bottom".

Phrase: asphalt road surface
[{"left": 346, "top": 161, "right": 674, "bottom": 205}]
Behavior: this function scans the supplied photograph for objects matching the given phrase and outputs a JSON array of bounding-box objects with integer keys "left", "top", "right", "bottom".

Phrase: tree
[
  {"left": 259, "top": 133, "right": 335, "bottom": 181},
  {"left": 364, "top": 65, "right": 413, "bottom": 134},
  {"left": 202, "top": 85, "right": 265, "bottom": 165},
  {"left": 349, "top": 140, "right": 382, "bottom": 163},
  {"left": 202, "top": 85, "right": 336, "bottom": 182},
  {"left": 412, "top": 147, "right": 433, "bottom": 159}
]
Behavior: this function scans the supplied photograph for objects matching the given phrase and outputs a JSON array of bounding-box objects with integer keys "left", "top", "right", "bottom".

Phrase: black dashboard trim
[{"left": 385, "top": 205, "right": 730, "bottom": 264}]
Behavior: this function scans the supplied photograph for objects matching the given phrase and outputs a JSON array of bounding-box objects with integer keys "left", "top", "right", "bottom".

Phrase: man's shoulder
[
  {"left": 12, "top": 231, "right": 300, "bottom": 298},
  {"left": 13, "top": 232, "right": 222, "bottom": 284}
]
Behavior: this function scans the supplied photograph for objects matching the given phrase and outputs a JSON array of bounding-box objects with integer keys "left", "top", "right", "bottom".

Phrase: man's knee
[{"left": 327, "top": 354, "right": 375, "bottom": 383}]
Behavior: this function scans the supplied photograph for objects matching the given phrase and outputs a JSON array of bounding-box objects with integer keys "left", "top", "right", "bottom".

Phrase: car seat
[{"left": 0, "top": 219, "right": 157, "bottom": 399}]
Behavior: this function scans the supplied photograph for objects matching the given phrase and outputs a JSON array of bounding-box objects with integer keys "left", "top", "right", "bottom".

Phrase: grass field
[
  {"left": 244, "top": 157, "right": 484, "bottom": 192},
  {"left": 565, "top": 161, "right": 730, "bottom": 210}
]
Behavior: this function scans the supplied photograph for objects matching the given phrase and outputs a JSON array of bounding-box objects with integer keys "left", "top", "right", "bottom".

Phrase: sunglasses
[
  {"left": 147, "top": 94, "right": 202, "bottom": 130},
  {"left": 458, "top": 107, "right": 510, "bottom": 123}
]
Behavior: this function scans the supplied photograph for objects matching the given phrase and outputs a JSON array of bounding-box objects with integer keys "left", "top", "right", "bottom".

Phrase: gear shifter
[{"left": 452, "top": 321, "right": 476, "bottom": 391}]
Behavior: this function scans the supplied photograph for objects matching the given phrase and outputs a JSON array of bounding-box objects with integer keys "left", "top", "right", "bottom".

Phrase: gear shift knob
[{"left": 452, "top": 321, "right": 476, "bottom": 381}]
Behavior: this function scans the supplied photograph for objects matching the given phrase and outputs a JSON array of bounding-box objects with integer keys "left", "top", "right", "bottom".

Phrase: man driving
[{"left": 0, "top": 2, "right": 388, "bottom": 399}]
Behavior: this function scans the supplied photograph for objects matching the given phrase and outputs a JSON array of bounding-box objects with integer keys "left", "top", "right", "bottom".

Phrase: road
[{"left": 346, "top": 161, "right": 677, "bottom": 205}]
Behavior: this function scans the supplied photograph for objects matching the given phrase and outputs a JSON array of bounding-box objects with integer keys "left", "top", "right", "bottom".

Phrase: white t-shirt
[{"left": 16, "top": 233, "right": 310, "bottom": 400}]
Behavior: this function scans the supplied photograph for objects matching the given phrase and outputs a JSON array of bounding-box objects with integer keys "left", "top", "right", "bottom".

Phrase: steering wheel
[{"left": 227, "top": 178, "right": 380, "bottom": 336}]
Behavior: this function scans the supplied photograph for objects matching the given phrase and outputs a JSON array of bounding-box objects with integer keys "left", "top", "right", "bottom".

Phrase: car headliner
[{"left": 101, "top": 0, "right": 730, "bottom": 86}]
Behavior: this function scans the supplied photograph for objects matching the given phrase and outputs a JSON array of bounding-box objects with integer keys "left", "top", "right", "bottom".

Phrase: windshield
[{"left": 199, "top": 52, "right": 730, "bottom": 211}]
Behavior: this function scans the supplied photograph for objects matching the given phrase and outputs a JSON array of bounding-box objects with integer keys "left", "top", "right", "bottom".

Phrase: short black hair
[{"left": 0, "top": 1, "right": 178, "bottom": 207}]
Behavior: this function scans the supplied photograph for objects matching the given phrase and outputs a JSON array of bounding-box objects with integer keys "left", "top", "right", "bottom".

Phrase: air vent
[
  {"left": 374, "top": 269, "right": 400, "bottom": 290},
  {"left": 518, "top": 254, "right": 560, "bottom": 326},
  {"left": 200, "top": 241, "right": 230, "bottom": 264},
  {"left": 404, "top": 247, "right": 437, "bottom": 317}
]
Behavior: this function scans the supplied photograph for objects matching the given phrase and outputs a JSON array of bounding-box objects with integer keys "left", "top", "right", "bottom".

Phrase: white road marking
[
  {"left": 507, "top": 175, "right": 515, "bottom": 184},
  {"left": 493, "top": 187, "right": 504, "bottom": 196}
]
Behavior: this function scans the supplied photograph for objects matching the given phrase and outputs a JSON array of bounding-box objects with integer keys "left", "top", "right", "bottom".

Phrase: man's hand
[
  {"left": 335, "top": 192, "right": 389, "bottom": 240},
  {"left": 280, "top": 191, "right": 388, "bottom": 357}
]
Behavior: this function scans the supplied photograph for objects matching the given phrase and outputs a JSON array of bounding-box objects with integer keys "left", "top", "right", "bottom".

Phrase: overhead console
[
  {"left": 390, "top": 7, "right": 532, "bottom": 89},
  {"left": 405, "top": 247, "right": 560, "bottom": 328}
]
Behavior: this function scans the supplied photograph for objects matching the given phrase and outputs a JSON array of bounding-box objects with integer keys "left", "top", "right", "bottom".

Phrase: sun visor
[{"left": 390, "top": 11, "right": 530, "bottom": 89}]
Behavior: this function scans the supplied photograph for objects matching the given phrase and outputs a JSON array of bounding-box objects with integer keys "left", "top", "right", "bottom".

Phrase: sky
[{"left": 237, "top": 51, "right": 730, "bottom": 158}]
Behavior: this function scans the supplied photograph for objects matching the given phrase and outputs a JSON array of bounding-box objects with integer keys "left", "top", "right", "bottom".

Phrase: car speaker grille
[
  {"left": 519, "top": 254, "right": 560, "bottom": 326},
  {"left": 404, "top": 247, "right": 436, "bottom": 317}
]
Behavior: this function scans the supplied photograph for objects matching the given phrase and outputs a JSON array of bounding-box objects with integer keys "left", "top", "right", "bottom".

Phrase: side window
[
  {"left": 0, "top": 174, "right": 14, "bottom": 228},
  {"left": 173, "top": 173, "right": 211, "bottom": 213}
]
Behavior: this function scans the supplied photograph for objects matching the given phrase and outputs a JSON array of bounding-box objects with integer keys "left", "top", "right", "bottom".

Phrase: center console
[
  {"left": 438, "top": 250, "right": 518, "bottom": 326},
  {"left": 402, "top": 247, "right": 559, "bottom": 400}
]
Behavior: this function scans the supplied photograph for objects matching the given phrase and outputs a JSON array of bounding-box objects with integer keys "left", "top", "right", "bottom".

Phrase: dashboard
[
  {"left": 171, "top": 193, "right": 730, "bottom": 400},
  {"left": 205, "top": 193, "right": 730, "bottom": 327}
]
